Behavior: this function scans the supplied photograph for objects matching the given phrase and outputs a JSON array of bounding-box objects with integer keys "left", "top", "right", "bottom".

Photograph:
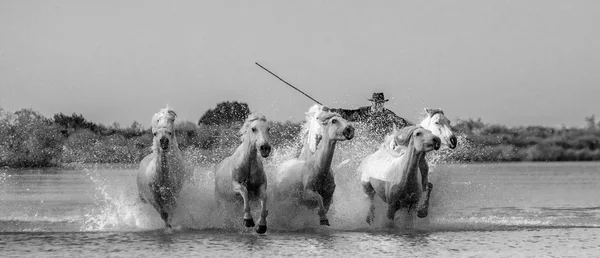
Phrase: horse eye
[
  {"left": 332, "top": 119, "right": 337, "bottom": 124},
  {"left": 416, "top": 132, "right": 421, "bottom": 136},
  {"left": 168, "top": 132, "right": 172, "bottom": 136},
  {"left": 252, "top": 128, "right": 257, "bottom": 133},
  {"left": 435, "top": 122, "right": 440, "bottom": 125},
  {"left": 153, "top": 132, "right": 157, "bottom": 136}
]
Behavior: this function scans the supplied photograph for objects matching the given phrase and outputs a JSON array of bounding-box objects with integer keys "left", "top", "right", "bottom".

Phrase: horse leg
[
  {"left": 302, "top": 189, "right": 329, "bottom": 226},
  {"left": 385, "top": 203, "right": 399, "bottom": 228},
  {"left": 159, "top": 209, "right": 171, "bottom": 229},
  {"left": 232, "top": 181, "right": 254, "bottom": 228},
  {"left": 139, "top": 193, "right": 147, "bottom": 203},
  {"left": 362, "top": 181, "right": 376, "bottom": 225},
  {"left": 256, "top": 183, "right": 268, "bottom": 234},
  {"left": 417, "top": 157, "right": 432, "bottom": 218},
  {"left": 417, "top": 182, "right": 433, "bottom": 218}
]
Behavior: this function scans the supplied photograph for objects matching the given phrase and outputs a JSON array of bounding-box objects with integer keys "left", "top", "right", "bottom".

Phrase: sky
[{"left": 1, "top": 0, "right": 599, "bottom": 128}]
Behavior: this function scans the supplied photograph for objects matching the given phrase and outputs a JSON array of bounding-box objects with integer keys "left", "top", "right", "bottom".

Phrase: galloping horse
[
  {"left": 137, "top": 107, "right": 188, "bottom": 229},
  {"left": 214, "top": 113, "right": 271, "bottom": 234},
  {"left": 359, "top": 125, "right": 440, "bottom": 226},
  {"left": 276, "top": 106, "right": 355, "bottom": 226},
  {"left": 405, "top": 108, "right": 457, "bottom": 218}
]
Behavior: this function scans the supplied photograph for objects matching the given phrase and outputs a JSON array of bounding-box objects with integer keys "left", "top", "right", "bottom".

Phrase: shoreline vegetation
[{"left": 1, "top": 101, "right": 600, "bottom": 168}]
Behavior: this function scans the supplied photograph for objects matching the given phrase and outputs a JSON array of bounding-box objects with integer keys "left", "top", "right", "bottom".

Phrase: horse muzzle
[
  {"left": 259, "top": 144, "right": 271, "bottom": 158},
  {"left": 433, "top": 137, "right": 441, "bottom": 150},
  {"left": 160, "top": 137, "right": 169, "bottom": 150},
  {"left": 343, "top": 126, "right": 355, "bottom": 140}
]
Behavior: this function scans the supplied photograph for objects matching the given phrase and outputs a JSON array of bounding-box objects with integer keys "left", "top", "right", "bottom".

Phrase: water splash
[
  {"left": 82, "top": 166, "right": 161, "bottom": 231},
  {"left": 76, "top": 125, "right": 600, "bottom": 233}
]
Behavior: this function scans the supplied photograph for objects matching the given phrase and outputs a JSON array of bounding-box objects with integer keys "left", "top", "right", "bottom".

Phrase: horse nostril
[
  {"left": 343, "top": 126, "right": 355, "bottom": 139},
  {"left": 160, "top": 137, "right": 169, "bottom": 149},
  {"left": 260, "top": 144, "right": 271, "bottom": 156},
  {"left": 450, "top": 136, "right": 458, "bottom": 148}
]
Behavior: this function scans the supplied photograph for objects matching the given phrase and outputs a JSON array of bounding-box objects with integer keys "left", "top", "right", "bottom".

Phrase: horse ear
[
  {"left": 168, "top": 110, "right": 177, "bottom": 118},
  {"left": 389, "top": 136, "right": 399, "bottom": 150},
  {"left": 424, "top": 108, "right": 434, "bottom": 116}
]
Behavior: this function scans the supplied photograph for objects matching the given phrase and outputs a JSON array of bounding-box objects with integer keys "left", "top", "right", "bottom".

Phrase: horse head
[
  {"left": 240, "top": 113, "right": 271, "bottom": 158},
  {"left": 420, "top": 108, "right": 457, "bottom": 149},
  {"left": 396, "top": 126, "right": 441, "bottom": 153},
  {"left": 151, "top": 107, "right": 178, "bottom": 152},
  {"left": 317, "top": 111, "right": 355, "bottom": 141}
]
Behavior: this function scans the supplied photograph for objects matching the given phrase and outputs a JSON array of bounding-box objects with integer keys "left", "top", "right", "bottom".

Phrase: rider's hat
[{"left": 368, "top": 93, "right": 389, "bottom": 103}]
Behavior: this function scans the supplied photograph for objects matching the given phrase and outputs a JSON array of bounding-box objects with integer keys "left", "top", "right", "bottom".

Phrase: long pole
[{"left": 255, "top": 62, "right": 323, "bottom": 105}]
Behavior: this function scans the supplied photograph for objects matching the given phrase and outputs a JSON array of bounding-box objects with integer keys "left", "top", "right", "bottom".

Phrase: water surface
[{"left": 1, "top": 162, "right": 599, "bottom": 257}]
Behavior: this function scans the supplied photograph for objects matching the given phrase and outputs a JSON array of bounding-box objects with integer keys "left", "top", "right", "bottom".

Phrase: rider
[{"left": 326, "top": 93, "right": 409, "bottom": 137}]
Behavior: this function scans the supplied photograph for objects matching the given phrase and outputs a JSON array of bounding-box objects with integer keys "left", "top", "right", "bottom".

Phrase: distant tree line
[
  {"left": 1, "top": 102, "right": 599, "bottom": 168},
  {"left": 442, "top": 117, "right": 600, "bottom": 162},
  {"left": 0, "top": 102, "right": 300, "bottom": 167}
]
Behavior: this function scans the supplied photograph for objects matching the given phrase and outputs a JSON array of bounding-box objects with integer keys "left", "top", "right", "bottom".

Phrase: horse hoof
[
  {"left": 320, "top": 219, "right": 330, "bottom": 226},
  {"left": 256, "top": 225, "right": 267, "bottom": 234},
  {"left": 244, "top": 218, "right": 255, "bottom": 228},
  {"left": 417, "top": 208, "right": 428, "bottom": 218}
]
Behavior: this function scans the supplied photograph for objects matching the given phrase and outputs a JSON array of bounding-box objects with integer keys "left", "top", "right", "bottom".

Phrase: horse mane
[
  {"left": 383, "top": 125, "right": 421, "bottom": 150},
  {"left": 152, "top": 107, "right": 178, "bottom": 131},
  {"left": 382, "top": 132, "right": 400, "bottom": 150},
  {"left": 299, "top": 104, "right": 341, "bottom": 153},
  {"left": 316, "top": 110, "right": 341, "bottom": 124},
  {"left": 239, "top": 113, "right": 267, "bottom": 139},
  {"left": 419, "top": 108, "right": 445, "bottom": 125},
  {"left": 299, "top": 104, "right": 324, "bottom": 153}
]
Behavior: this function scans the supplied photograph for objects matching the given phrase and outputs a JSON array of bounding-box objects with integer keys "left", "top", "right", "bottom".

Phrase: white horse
[
  {"left": 137, "top": 107, "right": 187, "bottom": 229},
  {"left": 359, "top": 125, "right": 440, "bottom": 226},
  {"left": 276, "top": 107, "right": 355, "bottom": 226},
  {"left": 406, "top": 108, "right": 458, "bottom": 217},
  {"left": 214, "top": 113, "right": 271, "bottom": 234}
]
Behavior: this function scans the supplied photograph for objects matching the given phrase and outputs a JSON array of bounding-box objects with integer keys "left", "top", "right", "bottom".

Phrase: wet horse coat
[
  {"left": 137, "top": 107, "right": 188, "bottom": 229},
  {"left": 214, "top": 113, "right": 272, "bottom": 234},
  {"left": 277, "top": 108, "right": 355, "bottom": 226},
  {"left": 403, "top": 108, "right": 458, "bottom": 217},
  {"left": 359, "top": 126, "right": 440, "bottom": 225}
]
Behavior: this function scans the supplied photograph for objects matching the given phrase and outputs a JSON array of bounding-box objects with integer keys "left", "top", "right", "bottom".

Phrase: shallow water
[{"left": 1, "top": 162, "right": 600, "bottom": 257}]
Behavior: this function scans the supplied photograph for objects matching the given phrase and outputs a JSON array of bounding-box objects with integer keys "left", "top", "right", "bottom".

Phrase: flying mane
[
  {"left": 151, "top": 107, "right": 177, "bottom": 130},
  {"left": 381, "top": 125, "right": 421, "bottom": 152},
  {"left": 299, "top": 104, "right": 343, "bottom": 153},
  {"left": 418, "top": 108, "right": 444, "bottom": 125}
]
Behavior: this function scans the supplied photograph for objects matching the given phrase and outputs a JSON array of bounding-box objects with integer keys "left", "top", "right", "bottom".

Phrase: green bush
[{"left": 0, "top": 108, "right": 64, "bottom": 167}]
